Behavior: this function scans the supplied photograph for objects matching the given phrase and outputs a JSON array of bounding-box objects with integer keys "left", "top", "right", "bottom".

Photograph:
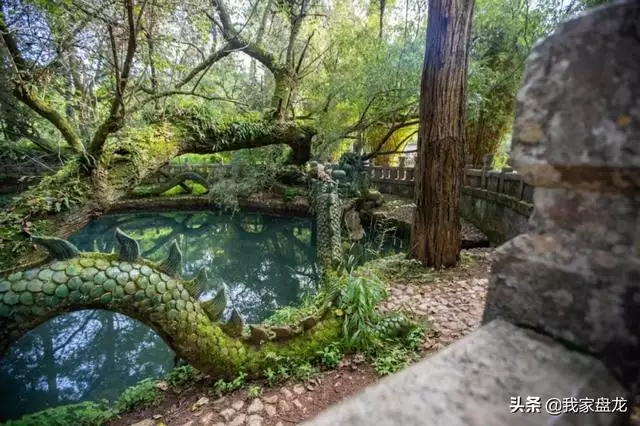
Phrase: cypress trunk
[{"left": 410, "top": 0, "right": 475, "bottom": 268}]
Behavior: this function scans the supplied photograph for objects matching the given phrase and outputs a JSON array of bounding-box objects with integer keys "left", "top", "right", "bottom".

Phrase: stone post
[
  {"left": 499, "top": 166, "right": 514, "bottom": 194},
  {"left": 483, "top": 0, "right": 640, "bottom": 389},
  {"left": 481, "top": 154, "right": 493, "bottom": 188},
  {"left": 398, "top": 156, "right": 406, "bottom": 180}
]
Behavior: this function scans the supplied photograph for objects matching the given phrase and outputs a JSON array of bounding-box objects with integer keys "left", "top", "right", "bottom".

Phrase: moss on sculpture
[{"left": 0, "top": 229, "right": 341, "bottom": 379}]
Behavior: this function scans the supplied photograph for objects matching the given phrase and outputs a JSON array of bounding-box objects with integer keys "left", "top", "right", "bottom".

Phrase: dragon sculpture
[{"left": 0, "top": 230, "right": 340, "bottom": 379}]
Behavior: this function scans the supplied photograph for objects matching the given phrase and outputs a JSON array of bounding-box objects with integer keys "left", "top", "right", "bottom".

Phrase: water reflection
[
  {"left": 0, "top": 310, "right": 173, "bottom": 421},
  {"left": 0, "top": 210, "right": 318, "bottom": 421}
]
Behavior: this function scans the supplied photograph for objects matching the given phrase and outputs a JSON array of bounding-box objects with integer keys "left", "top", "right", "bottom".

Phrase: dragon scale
[{"left": 0, "top": 231, "right": 340, "bottom": 379}]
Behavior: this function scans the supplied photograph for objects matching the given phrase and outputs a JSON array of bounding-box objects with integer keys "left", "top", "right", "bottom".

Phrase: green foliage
[
  {"left": 262, "top": 274, "right": 339, "bottom": 327},
  {"left": 0, "top": 402, "right": 115, "bottom": 426},
  {"left": 247, "top": 385, "right": 262, "bottom": 398},
  {"left": 259, "top": 352, "right": 321, "bottom": 386},
  {"left": 293, "top": 362, "right": 317, "bottom": 381},
  {"left": 114, "top": 378, "right": 163, "bottom": 413},
  {"left": 12, "top": 159, "right": 89, "bottom": 216},
  {"left": 372, "top": 345, "right": 414, "bottom": 376},
  {"left": 165, "top": 365, "right": 198, "bottom": 388},
  {"left": 213, "top": 372, "right": 247, "bottom": 396},
  {"left": 370, "top": 322, "right": 427, "bottom": 376},
  {"left": 262, "top": 305, "right": 314, "bottom": 326},
  {"left": 315, "top": 342, "right": 343, "bottom": 368},
  {"left": 263, "top": 367, "right": 278, "bottom": 386},
  {"left": 284, "top": 187, "right": 299, "bottom": 201},
  {"left": 207, "top": 145, "right": 289, "bottom": 211},
  {"left": 0, "top": 159, "right": 88, "bottom": 269},
  {"left": 491, "top": 132, "right": 511, "bottom": 170},
  {"left": 339, "top": 275, "right": 387, "bottom": 351}
]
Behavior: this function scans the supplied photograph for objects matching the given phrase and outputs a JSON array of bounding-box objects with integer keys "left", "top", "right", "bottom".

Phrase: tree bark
[{"left": 409, "top": 0, "right": 475, "bottom": 268}]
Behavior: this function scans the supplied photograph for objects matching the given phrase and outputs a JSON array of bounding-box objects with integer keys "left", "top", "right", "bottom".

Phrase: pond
[{"left": 0, "top": 210, "right": 319, "bottom": 421}]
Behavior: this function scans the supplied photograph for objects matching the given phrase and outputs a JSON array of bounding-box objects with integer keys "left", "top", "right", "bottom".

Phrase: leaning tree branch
[
  {"left": 365, "top": 129, "right": 418, "bottom": 158},
  {"left": 363, "top": 119, "right": 420, "bottom": 160},
  {"left": 210, "top": 0, "right": 285, "bottom": 74},
  {"left": 0, "top": 1, "right": 86, "bottom": 155},
  {"left": 174, "top": 43, "right": 234, "bottom": 89}
]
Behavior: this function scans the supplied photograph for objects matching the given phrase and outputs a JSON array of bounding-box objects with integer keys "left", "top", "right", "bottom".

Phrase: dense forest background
[
  {"left": 0, "top": 0, "right": 609, "bottom": 268},
  {"left": 0, "top": 0, "right": 607, "bottom": 166}
]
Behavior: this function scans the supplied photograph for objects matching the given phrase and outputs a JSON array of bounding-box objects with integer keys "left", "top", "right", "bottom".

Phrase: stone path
[
  {"left": 119, "top": 248, "right": 493, "bottom": 426},
  {"left": 379, "top": 247, "right": 491, "bottom": 348}
]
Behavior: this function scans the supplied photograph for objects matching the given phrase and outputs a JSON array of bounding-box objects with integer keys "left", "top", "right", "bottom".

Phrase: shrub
[
  {"left": 315, "top": 342, "right": 343, "bottom": 368},
  {"left": 1, "top": 402, "right": 115, "bottom": 426},
  {"left": 114, "top": 378, "right": 163, "bottom": 413}
]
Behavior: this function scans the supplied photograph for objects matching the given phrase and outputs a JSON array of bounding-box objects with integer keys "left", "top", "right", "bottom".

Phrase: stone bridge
[{"left": 365, "top": 158, "right": 534, "bottom": 243}]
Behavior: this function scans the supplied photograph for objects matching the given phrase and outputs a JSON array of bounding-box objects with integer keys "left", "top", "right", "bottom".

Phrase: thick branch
[
  {"left": 88, "top": 0, "right": 139, "bottom": 159},
  {"left": 211, "top": 0, "right": 285, "bottom": 74},
  {"left": 175, "top": 44, "right": 234, "bottom": 89},
  {"left": 0, "top": 4, "right": 85, "bottom": 155},
  {"left": 179, "top": 119, "right": 316, "bottom": 165},
  {"left": 365, "top": 130, "right": 418, "bottom": 158}
]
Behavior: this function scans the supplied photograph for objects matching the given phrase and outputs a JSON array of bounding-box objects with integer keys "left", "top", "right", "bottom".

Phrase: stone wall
[
  {"left": 366, "top": 157, "right": 534, "bottom": 243},
  {"left": 305, "top": 1, "right": 639, "bottom": 425}
]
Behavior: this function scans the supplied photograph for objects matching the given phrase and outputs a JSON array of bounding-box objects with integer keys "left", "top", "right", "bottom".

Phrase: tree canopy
[{"left": 0, "top": 0, "right": 606, "bottom": 167}]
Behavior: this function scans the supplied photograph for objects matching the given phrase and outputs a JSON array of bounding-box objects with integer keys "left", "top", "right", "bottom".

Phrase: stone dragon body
[{"left": 0, "top": 230, "right": 340, "bottom": 379}]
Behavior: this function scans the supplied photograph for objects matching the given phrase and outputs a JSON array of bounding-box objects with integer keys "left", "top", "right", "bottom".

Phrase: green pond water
[{"left": 0, "top": 210, "right": 320, "bottom": 421}]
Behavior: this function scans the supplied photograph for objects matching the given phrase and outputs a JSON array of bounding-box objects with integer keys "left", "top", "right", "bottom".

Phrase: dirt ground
[{"left": 112, "top": 248, "right": 493, "bottom": 426}]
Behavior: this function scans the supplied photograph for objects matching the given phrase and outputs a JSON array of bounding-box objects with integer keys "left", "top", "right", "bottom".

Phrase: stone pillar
[
  {"left": 481, "top": 154, "right": 493, "bottom": 188},
  {"left": 483, "top": 0, "right": 640, "bottom": 389},
  {"left": 314, "top": 180, "right": 342, "bottom": 268}
]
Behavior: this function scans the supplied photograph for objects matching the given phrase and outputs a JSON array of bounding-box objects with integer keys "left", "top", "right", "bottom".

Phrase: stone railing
[
  {"left": 306, "top": 2, "right": 638, "bottom": 425},
  {"left": 366, "top": 156, "right": 534, "bottom": 243}
]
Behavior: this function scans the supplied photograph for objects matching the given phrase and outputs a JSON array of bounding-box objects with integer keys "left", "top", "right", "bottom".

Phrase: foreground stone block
[
  {"left": 304, "top": 321, "right": 627, "bottom": 426},
  {"left": 483, "top": 0, "right": 640, "bottom": 388}
]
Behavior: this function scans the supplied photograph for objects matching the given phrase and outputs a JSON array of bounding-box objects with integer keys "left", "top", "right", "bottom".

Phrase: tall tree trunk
[{"left": 409, "top": 0, "right": 475, "bottom": 268}]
